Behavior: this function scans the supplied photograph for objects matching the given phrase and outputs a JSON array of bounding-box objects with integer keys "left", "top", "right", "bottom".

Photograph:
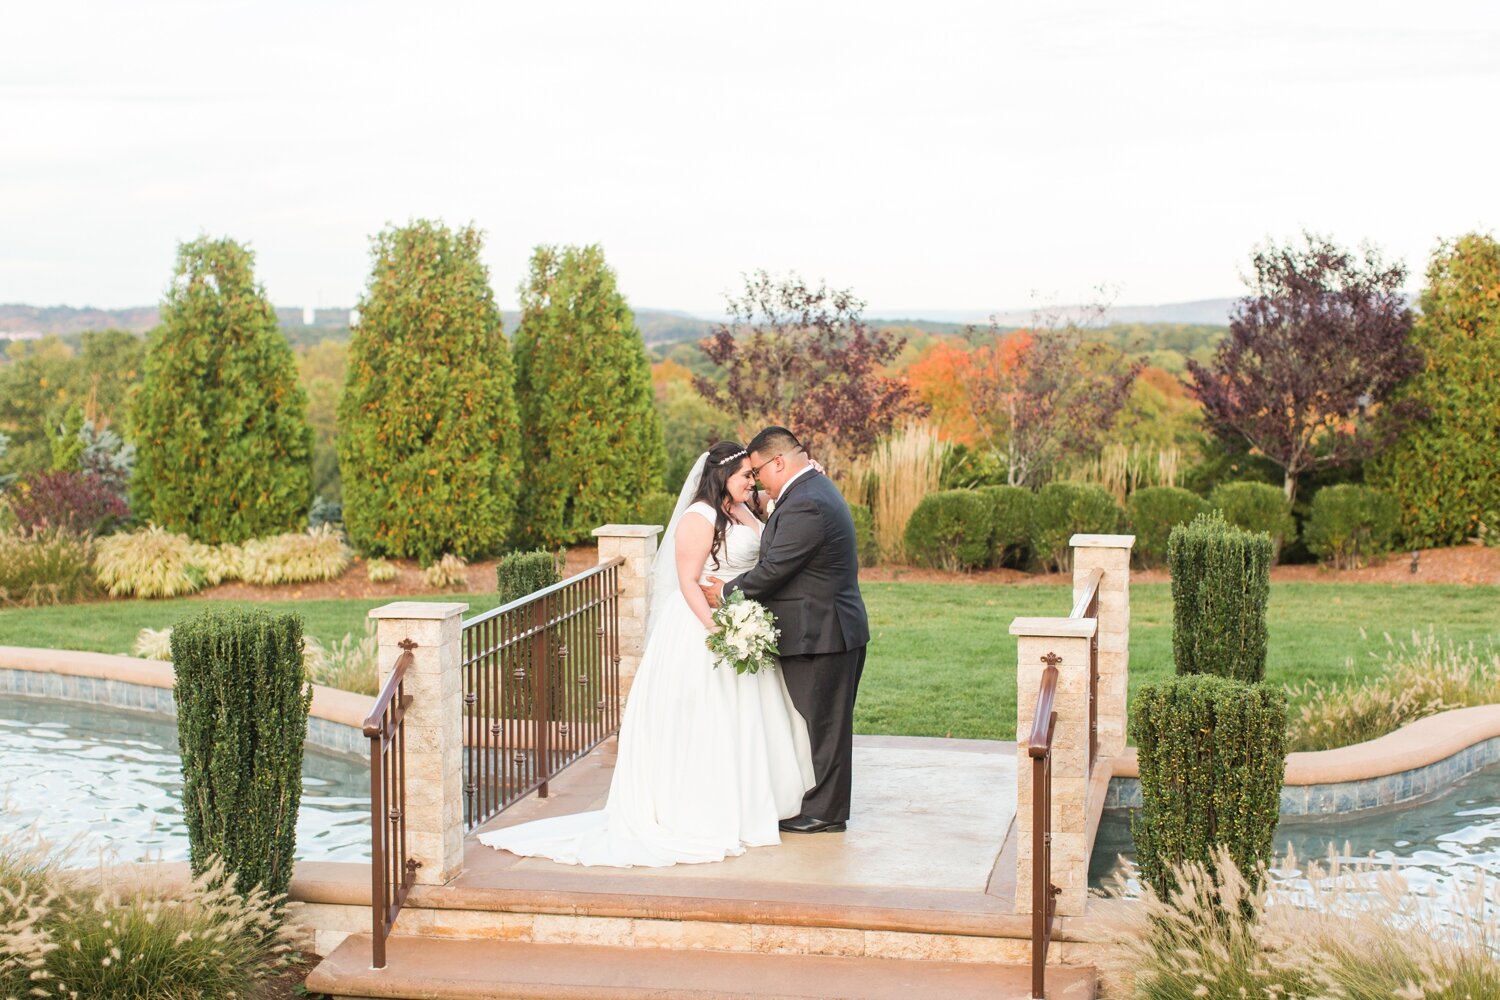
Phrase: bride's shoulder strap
[{"left": 685, "top": 501, "right": 718, "bottom": 523}]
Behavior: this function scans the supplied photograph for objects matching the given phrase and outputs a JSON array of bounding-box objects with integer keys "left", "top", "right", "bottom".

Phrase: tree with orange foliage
[{"left": 906, "top": 340, "right": 978, "bottom": 444}]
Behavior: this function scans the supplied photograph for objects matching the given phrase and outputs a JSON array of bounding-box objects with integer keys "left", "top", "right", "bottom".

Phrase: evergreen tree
[
  {"left": 339, "top": 221, "right": 520, "bottom": 560},
  {"left": 1369, "top": 233, "right": 1500, "bottom": 546},
  {"left": 132, "top": 238, "right": 313, "bottom": 544},
  {"left": 513, "top": 245, "right": 666, "bottom": 546}
]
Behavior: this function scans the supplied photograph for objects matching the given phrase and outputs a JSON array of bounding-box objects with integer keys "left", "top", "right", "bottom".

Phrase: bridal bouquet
[{"left": 706, "top": 591, "right": 780, "bottom": 675}]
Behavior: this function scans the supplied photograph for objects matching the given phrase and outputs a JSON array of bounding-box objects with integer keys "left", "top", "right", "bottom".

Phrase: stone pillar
[
  {"left": 1070, "top": 533, "right": 1134, "bottom": 759},
  {"left": 1011, "top": 617, "right": 1095, "bottom": 917},
  {"left": 591, "top": 524, "right": 661, "bottom": 701},
  {"left": 368, "top": 601, "right": 467, "bottom": 886}
]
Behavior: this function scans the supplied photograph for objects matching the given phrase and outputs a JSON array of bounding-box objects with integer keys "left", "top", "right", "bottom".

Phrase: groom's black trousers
[{"left": 781, "top": 645, "right": 866, "bottom": 824}]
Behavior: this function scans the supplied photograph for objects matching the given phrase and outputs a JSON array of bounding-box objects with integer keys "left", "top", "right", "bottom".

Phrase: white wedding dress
[{"left": 478, "top": 488, "right": 815, "bottom": 867}]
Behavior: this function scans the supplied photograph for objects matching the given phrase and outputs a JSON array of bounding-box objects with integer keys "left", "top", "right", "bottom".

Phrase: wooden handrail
[
  {"left": 463, "top": 557, "right": 625, "bottom": 629},
  {"left": 363, "top": 644, "right": 415, "bottom": 737},
  {"left": 1027, "top": 661, "right": 1060, "bottom": 758},
  {"left": 1068, "top": 567, "right": 1103, "bottom": 620}
]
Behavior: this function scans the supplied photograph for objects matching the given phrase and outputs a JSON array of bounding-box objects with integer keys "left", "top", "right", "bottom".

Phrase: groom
[{"left": 704, "top": 427, "right": 870, "bottom": 833}]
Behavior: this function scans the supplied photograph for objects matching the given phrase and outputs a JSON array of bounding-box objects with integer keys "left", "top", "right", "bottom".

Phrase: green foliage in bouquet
[
  {"left": 132, "top": 237, "right": 314, "bottom": 544},
  {"left": 338, "top": 220, "right": 521, "bottom": 560},
  {"left": 513, "top": 244, "right": 667, "bottom": 546}
]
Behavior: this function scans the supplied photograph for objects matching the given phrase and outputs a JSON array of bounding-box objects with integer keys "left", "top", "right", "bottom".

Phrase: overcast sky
[{"left": 3, "top": 1, "right": 1497, "bottom": 315}]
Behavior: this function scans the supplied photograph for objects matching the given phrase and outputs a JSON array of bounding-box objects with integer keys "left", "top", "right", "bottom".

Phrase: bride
[{"left": 478, "top": 441, "right": 815, "bottom": 867}]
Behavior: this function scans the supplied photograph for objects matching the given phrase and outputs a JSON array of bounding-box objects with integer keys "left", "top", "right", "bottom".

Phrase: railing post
[
  {"left": 591, "top": 524, "right": 662, "bottom": 702},
  {"left": 1011, "top": 618, "right": 1094, "bottom": 917},
  {"left": 531, "top": 593, "right": 551, "bottom": 798},
  {"left": 1070, "top": 534, "right": 1134, "bottom": 759},
  {"left": 369, "top": 601, "right": 468, "bottom": 886}
]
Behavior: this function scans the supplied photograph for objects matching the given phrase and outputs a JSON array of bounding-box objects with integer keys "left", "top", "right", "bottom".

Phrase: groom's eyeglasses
[{"left": 750, "top": 447, "right": 803, "bottom": 479}]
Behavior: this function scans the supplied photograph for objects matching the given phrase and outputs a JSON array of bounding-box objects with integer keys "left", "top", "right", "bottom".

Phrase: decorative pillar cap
[
  {"left": 1008, "top": 616, "right": 1098, "bottom": 638},
  {"left": 1069, "top": 533, "right": 1136, "bottom": 550},
  {"left": 368, "top": 601, "right": 469, "bottom": 620},
  {"left": 593, "top": 524, "right": 663, "bottom": 538}
]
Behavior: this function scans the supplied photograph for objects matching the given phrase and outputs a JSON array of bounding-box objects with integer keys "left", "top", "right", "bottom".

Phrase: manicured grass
[{"left": 1, "top": 583, "right": 1496, "bottom": 741}]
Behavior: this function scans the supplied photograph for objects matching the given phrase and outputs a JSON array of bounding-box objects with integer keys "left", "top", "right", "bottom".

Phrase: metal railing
[
  {"left": 459, "top": 559, "right": 623, "bottom": 831},
  {"left": 1028, "top": 655, "right": 1061, "bottom": 1000},
  {"left": 363, "top": 639, "right": 418, "bottom": 971},
  {"left": 1069, "top": 567, "right": 1102, "bottom": 774}
]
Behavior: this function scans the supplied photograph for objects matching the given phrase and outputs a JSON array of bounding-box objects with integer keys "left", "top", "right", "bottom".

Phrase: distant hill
[{"left": 865, "top": 298, "right": 1239, "bottom": 328}]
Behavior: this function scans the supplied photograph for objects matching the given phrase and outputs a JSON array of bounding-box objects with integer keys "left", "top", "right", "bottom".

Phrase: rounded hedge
[
  {"left": 1304, "top": 484, "right": 1400, "bottom": 569},
  {"left": 1030, "top": 482, "right": 1123, "bottom": 573},
  {"left": 903, "top": 489, "right": 992, "bottom": 571},
  {"left": 1128, "top": 486, "right": 1210, "bottom": 568},
  {"left": 1209, "top": 481, "right": 1296, "bottom": 559},
  {"left": 977, "top": 485, "right": 1035, "bottom": 568}
]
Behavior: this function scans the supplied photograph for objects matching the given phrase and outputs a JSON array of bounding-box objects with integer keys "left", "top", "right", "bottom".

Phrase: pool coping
[
  {"left": 1104, "top": 704, "right": 1500, "bottom": 816},
  {"left": 0, "top": 645, "right": 372, "bottom": 759}
]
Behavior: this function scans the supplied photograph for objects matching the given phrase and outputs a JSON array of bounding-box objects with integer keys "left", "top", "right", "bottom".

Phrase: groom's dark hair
[{"left": 747, "top": 426, "right": 803, "bottom": 458}]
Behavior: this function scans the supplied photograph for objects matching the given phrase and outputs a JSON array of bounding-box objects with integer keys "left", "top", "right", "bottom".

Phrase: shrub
[
  {"left": 1304, "top": 484, "right": 1400, "bottom": 569},
  {"left": 236, "top": 524, "right": 352, "bottom": 585},
  {"left": 1369, "top": 233, "right": 1500, "bottom": 548},
  {"left": 1287, "top": 629, "right": 1500, "bottom": 751},
  {"left": 513, "top": 244, "right": 668, "bottom": 546},
  {"left": 0, "top": 834, "right": 292, "bottom": 1000},
  {"left": 1210, "top": 480, "right": 1296, "bottom": 559},
  {"left": 171, "top": 607, "right": 312, "bottom": 900},
  {"left": 94, "top": 525, "right": 227, "bottom": 598},
  {"left": 977, "top": 485, "right": 1035, "bottom": 568},
  {"left": 1029, "top": 481, "right": 1123, "bottom": 573},
  {"left": 1127, "top": 485, "right": 1209, "bottom": 568},
  {"left": 1130, "top": 675, "right": 1286, "bottom": 898},
  {"left": 339, "top": 220, "right": 521, "bottom": 561},
  {"left": 424, "top": 552, "right": 469, "bottom": 590},
  {"left": 8, "top": 470, "right": 128, "bottom": 536},
  {"left": 305, "top": 620, "right": 379, "bottom": 696},
  {"left": 308, "top": 495, "right": 342, "bottom": 529},
  {"left": 640, "top": 490, "right": 677, "bottom": 534},
  {"left": 1099, "top": 847, "right": 1500, "bottom": 1000},
  {"left": 1169, "top": 511, "right": 1272, "bottom": 682},
  {"left": 132, "top": 236, "right": 314, "bottom": 544},
  {"left": 848, "top": 502, "right": 879, "bottom": 566},
  {"left": 0, "top": 528, "right": 95, "bottom": 606},
  {"left": 903, "top": 490, "right": 992, "bottom": 571},
  {"left": 497, "top": 548, "right": 563, "bottom": 603},
  {"left": 366, "top": 557, "right": 397, "bottom": 583}
]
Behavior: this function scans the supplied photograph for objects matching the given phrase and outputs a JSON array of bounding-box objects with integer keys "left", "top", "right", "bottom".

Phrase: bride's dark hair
[{"left": 691, "top": 440, "right": 748, "bottom": 570}]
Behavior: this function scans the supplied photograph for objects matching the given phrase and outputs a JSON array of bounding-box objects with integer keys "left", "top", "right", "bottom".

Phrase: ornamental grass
[
  {"left": 236, "top": 524, "right": 352, "bottom": 585},
  {"left": 303, "top": 620, "right": 380, "bottom": 696},
  {"left": 93, "top": 525, "right": 221, "bottom": 598},
  {"left": 0, "top": 528, "right": 96, "bottom": 606},
  {"left": 423, "top": 552, "right": 468, "bottom": 590},
  {"left": 841, "top": 420, "right": 946, "bottom": 564}
]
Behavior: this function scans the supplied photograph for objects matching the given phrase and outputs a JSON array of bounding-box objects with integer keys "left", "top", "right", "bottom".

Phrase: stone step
[{"left": 307, "top": 934, "right": 1097, "bottom": 1000}]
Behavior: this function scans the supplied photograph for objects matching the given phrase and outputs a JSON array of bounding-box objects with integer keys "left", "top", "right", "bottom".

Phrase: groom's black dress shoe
[{"left": 779, "top": 815, "right": 847, "bottom": 834}]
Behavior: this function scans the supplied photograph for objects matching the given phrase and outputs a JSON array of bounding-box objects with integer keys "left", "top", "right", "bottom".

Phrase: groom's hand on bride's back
[{"left": 702, "top": 577, "right": 725, "bottom": 608}]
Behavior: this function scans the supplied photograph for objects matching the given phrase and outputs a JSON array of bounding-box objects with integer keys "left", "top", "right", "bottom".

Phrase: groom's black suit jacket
[{"left": 725, "top": 470, "right": 870, "bottom": 656}]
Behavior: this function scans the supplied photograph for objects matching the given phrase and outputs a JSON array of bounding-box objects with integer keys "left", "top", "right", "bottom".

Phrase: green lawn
[{"left": 1, "top": 583, "right": 1496, "bottom": 741}]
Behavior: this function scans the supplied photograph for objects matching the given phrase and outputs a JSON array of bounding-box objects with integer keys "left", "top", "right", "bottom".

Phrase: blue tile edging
[
  {"left": 0, "top": 667, "right": 365, "bottom": 760},
  {"left": 1104, "top": 735, "right": 1500, "bottom": 816}
]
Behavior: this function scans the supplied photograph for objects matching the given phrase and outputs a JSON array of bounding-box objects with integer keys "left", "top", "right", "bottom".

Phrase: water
[
  {"left": 1091, "top": 763, "right": 1500, "bottom": 905},
  {"left": 0, "top": 695, "right": 371, "bottom": 862}
]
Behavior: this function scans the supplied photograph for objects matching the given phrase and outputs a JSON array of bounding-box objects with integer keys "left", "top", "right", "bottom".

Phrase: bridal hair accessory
[{"left": 713, "top": 449, "right": 748, "bottom": 467}]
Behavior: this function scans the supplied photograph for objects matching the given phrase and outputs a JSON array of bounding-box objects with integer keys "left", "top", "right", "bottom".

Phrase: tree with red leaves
[
  {"left": 1188, "top": 234, "right": 1421, "bottom": 504},
  {"left": 693, "top": 272, "right": 925, "bottom": 459}
]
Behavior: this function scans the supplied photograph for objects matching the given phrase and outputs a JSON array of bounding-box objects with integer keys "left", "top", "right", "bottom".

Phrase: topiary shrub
[
  {"left": 903, "top": 489, "right": 993, "bottom": 571},
  {"left": 1130, "top": 674, "right": 1287, "bottom": 897},
  {"left": 1128, "top": 486, "right": 1210, "bottom": 569},
  {"left": 1210, "top": 481, "right": 1296, "bottom": 561},
  {"left": 1030, "top": 482, "right": 1123, "bottom": 573},
  {"left": 977, "top": 485, "right": 1035, "bottom": 568},
  {"left": 132, "top": 237, "right": 314, "bottom": 545},
  {"left": 1168, "top": 512, "right": 1272, "bottom": 683},
  {"left": 849, "top": 502, "right": 879, "bottom": 567},
  {"left": 513, "top": 244, "right": 668, "bottom": 547},
  {"left": 339, "top": 220, "right": 521, "bottom": 561},
  {"left": 1304, "top": 484, "right": 1400, "bottom": 570},
  {"left": 171, "top": 607, "right": 312, "bottom": 900},
  {"left": 497, "top": 548, "right": 563, "bottom": 603}
]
